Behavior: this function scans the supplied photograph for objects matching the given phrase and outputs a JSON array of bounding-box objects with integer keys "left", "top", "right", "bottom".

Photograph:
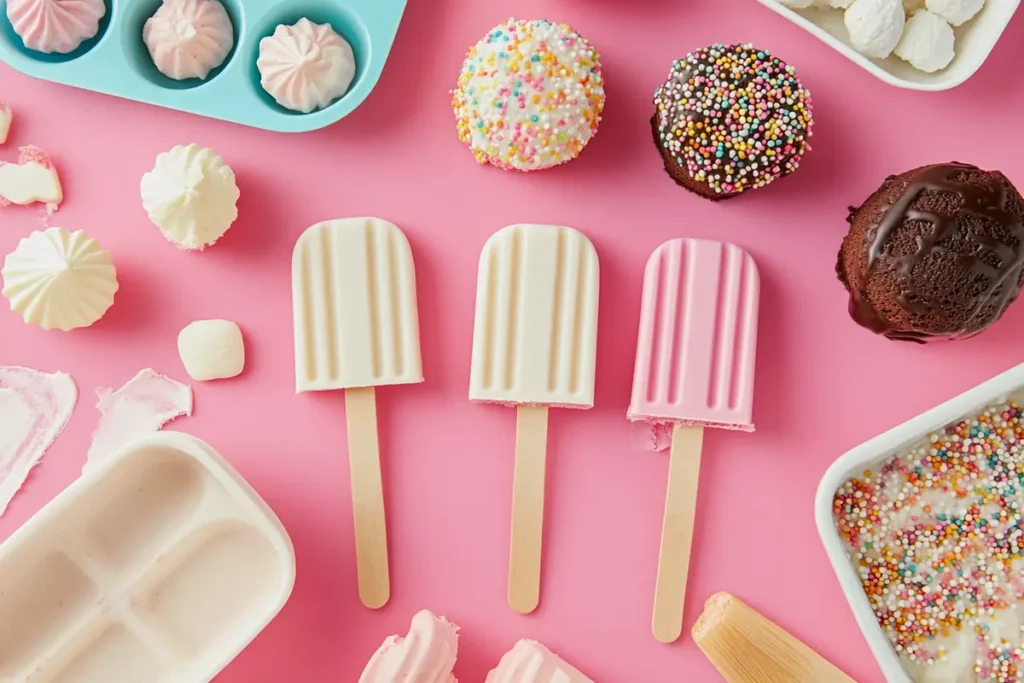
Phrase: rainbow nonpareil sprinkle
[
  {"left": 452, "top": 18, "right": 605, "bottom": 172},
  {"left": 835, "top": 401, "right": 1024, "bottom": 682},
  {"left": 653, "top": 43, "right": 813, "bottom": 195}
]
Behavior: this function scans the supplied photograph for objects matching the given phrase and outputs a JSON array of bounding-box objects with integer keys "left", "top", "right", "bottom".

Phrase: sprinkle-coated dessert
[{"left": 651, "top": 43, "right": 813, "bottom": 200}]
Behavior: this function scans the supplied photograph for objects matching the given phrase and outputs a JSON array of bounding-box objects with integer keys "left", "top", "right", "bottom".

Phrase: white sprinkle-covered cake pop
[
  {"left": 845, "top": 0, "right": 906, "bottom": 58},
  {"left": 6, "top": 0, "right": 106, "bottom": 54},
  {"left": 140, "top": 143, "right": 239, "bottom": 250},
  {"left": 895, "top": 9, "right": 955, "bottom": 72},
  {"left": 926, "top": 0, "right": 985, "bottom": 25},
  {"left": 452, "top": 18, "right": 606, "bottom": 172},
  {"left": 143, "top": 0, "right": 234, "bottom": 81},
  {"left": 257, "top": 18, "right": 356, "bottom": 114},
  {"left": 1, "top": 227, "right": 118, "bottom": 331}
]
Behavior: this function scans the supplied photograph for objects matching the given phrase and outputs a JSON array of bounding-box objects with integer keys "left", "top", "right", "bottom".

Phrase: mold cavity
[
  {"left": 85, "top": 448, "right": 205, "bottom": 570},
  {"left": 0, "top": 552, "right": 96, "bottom": 677},
  {"left": 121, "top": 0, "right": 244, "bottom": 90},
  {"left": 0, "top": 0, "right": 114, "bottom": 63},
  {"left": 40, "top": 624, "right": 170, "bottom": 683},
  {"left": 134, "top": 522, "right": 281, "bottom": 657},
  {"left": 246, "top": 2, "right": 370, "bottom": 116}
]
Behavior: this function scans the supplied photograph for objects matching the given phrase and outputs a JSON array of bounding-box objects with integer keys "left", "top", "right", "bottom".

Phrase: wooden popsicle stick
[
  {"left": 508, "top": 404, "right": 550, "bottom": 614},
  {"left": 652, "top": 425, "right": 704, "bottom": 643},
  {"left": 344, "top": 386, "right": 391, "bottom": 609}
]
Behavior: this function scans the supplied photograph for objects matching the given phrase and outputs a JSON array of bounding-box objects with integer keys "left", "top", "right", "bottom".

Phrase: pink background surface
[{"left": 3, "top": 0, "right": 1024, "bottom": 681}]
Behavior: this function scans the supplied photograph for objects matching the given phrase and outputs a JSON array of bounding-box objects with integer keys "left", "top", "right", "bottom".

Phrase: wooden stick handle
[
  {"left": 508, "top": 404, "right": 550, "bottom": 614},
  {"left": 345, "top": 386, "right": 390, "bottom": 609},
  {"left": 652, "top": 425, "right": 704, "bottom": 643}
]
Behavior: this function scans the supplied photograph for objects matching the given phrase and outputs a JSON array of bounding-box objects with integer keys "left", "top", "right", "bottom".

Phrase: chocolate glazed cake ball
[
  {"left": 651, "top": 43, "right": 814, "bottom": 200},
  {"left": 837, "top": 163, "right": 1024, "bottom": 342}
]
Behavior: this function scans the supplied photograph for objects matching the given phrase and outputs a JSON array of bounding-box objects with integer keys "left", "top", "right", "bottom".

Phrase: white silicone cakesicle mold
[
  {"left": 816, "top": 361, "right": 1024, "bottom": 682},
  {"left": 0, "top": 431, "right": 295, "bottom": 683}
]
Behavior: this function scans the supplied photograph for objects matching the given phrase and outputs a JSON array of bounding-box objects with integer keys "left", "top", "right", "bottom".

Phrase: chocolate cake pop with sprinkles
[
  {"left": 452, "top": 18, "right": 605, "bottom": 172},
  {"left": 651, "top": 43, "right": 814, "bottom": 200}
]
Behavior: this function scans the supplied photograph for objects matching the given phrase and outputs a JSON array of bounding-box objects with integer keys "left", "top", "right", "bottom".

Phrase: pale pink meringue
[
  {"left": 257, "top": 18, "right": 356, "bottom": 114},
  {"left": 358, "top": 610, "right": 459, "bottom": 683},
  {"left": 143, "top": 0, "right": 234, "bottom": 81},
  {"left": 6, "top": 0, "right": 106, "bottom": 54}
]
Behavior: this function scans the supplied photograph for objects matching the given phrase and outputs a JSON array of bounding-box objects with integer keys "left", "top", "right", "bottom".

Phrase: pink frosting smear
[
  {"left": 0, "top": 366, "right": 77, "bottom": 516},
  {"left": 5, "top": 0, "right": 107, "bottom": 54},
  {"left": 358, "top": 610, "right": 459, "bottom": 683},
  {"left": 84, "top": 368, "right": 192, "bottom": 471}
]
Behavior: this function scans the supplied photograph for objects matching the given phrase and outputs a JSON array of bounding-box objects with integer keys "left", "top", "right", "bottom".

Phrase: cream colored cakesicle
[
  {"left": 470, "top": 224, "right": 599, "bottom": 614},
  {"left": 293, "top": 217, "right": 422, "bottom": 609},
  {"left": 629, "top": 239, "right": 760, "bottom": 643}
]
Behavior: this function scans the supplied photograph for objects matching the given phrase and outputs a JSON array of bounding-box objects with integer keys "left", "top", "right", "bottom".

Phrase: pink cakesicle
[{"left": 628, "top": 238, "right": 760, "bottom": 644}]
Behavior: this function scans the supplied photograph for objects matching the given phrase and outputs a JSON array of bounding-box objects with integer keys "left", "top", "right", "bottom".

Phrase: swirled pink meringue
[
  {"left": 358, "top": 610, "right": 459, "bottom": 683},
  {"left": 6, "top": 0, "right": 106, "bottom": 54},
  {"left": 143, "top": 0, "right": 234, "bottom": 81},
  {"left": 256, "top": 18, "right": 356, "bottom": 113}
]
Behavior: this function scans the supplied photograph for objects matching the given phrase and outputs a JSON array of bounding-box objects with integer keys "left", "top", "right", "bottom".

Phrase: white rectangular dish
[
  {"left": 757, "top": 0, "right": 1020, "bottom": 90},
  {"left": 0, "top": 431, "right": 295, "bottom": 683},
  {"left": 816, "top": 361, "right": 1024, "bottom": 682}
]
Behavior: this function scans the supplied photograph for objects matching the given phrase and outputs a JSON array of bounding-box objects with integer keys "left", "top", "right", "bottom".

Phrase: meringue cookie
[
  {"left": 257, "top": 18, "right": 356, "bottom": 114},
  {"left": 822, "top": 0, "right": 856, "bottom": 7},
  {"left": 1, "top": 227, "right": 118, "bottom": 331},
  {"left": 895, "top": 9, "right": 955, "bottom": 71},
  {"left": 359, "top": 610, "right": 459, "bottom": 683},
  {"left": 777, "top": 0, "right": 816, "bottom": 7},
  {"left": 845, "top": 0, "right": 906, "bottom": 58},
  {"left": 6, "top": 0, "right": 106, "bottom": 54},
  {"left": 143, "top": 0, "right": 234, "bottom": 81},
  {"left": 140, "top": 143, "right": 239, "bottom": 250},
  {"left": 178, "top": 319, "right": 245, "bottom": 381},
  {"left": 926, "top": 0, "right": 985, "bottom": 25}
]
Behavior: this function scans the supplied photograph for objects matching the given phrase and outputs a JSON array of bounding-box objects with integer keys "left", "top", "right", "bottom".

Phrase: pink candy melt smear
[
  {"left": 0, "top": 366, "right": 77, "bottom": 516},
  {"left": 5, "top": 0, "right": 106, "bottom": 54}
]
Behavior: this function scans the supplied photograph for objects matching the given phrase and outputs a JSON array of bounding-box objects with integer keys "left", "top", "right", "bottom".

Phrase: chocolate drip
[{"left": 849, "top": 163, "right": 1024, "bottom": 342}]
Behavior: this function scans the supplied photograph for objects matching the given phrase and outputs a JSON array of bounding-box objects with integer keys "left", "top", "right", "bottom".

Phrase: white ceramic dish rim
[
  {"left": 756, "top": 0, "right": 1020, "bottom": 91},
  {"left": 0, "top": 430, "right": 297, "bottom": 682},
  {"left": 815, "top": 361, "right": 1024, "bottom": 683}
]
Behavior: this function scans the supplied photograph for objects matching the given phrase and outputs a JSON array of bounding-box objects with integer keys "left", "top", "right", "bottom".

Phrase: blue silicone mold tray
[{"left": 0, "top": 0, "right": 407, "bottom": 132}]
